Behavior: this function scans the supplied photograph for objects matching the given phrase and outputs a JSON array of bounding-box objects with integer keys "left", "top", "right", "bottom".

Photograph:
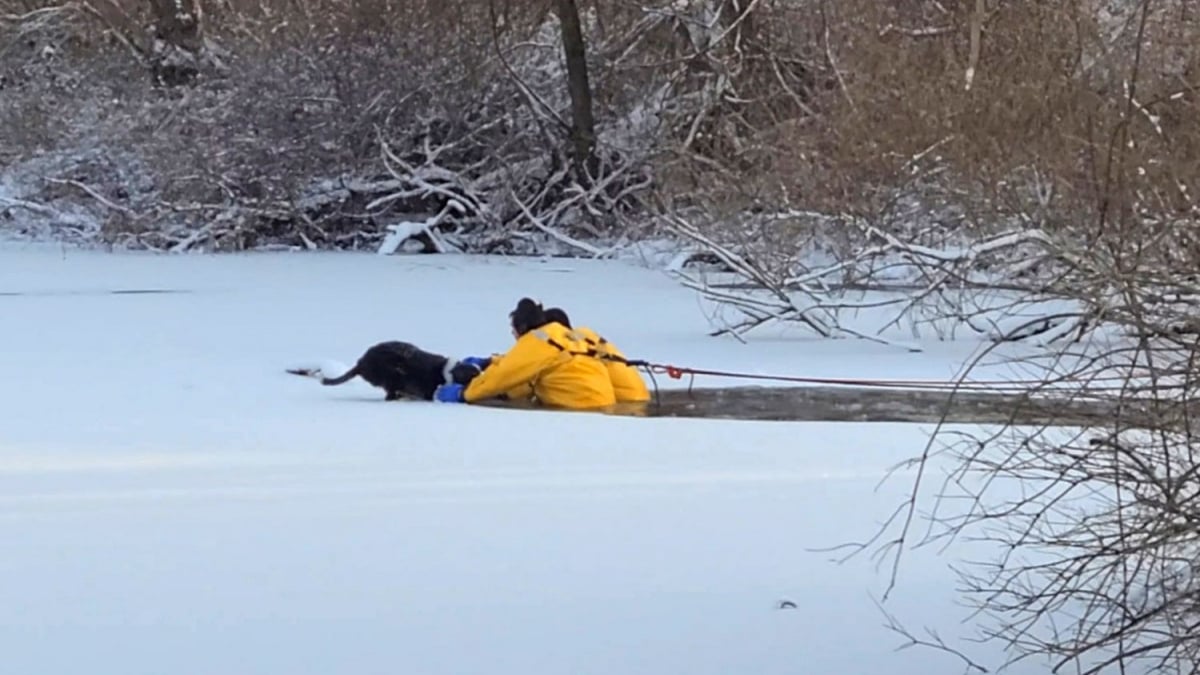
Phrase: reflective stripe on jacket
[{"left": 574, "top": 326, "right": 651, "bottom": 403}]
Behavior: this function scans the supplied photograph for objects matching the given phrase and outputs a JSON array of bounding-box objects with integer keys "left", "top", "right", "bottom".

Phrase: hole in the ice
[{"left": 474, "top": 385, "right": 1120, "bottom": 425}]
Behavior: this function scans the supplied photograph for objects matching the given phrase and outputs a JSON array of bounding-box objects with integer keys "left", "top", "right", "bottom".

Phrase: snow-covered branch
[{"left": 664, "top": 203, "right": 1089, "bottom": 345}]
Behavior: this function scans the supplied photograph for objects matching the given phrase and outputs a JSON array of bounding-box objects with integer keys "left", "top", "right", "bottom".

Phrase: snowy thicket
[
  {"left": 3, "top": 2, "right": 1194, "bottom": 280},
  {"left": 5, "top": 1, "right": 1200, "bottom": 672},
  {"left": 7, "top": 0, "right": 1193, "bottom": 338},
  {"left": 1, "top": 0, "right": 806, "bottom": 256}
]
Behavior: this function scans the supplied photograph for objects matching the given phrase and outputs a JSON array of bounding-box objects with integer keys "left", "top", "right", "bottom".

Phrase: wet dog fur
[{"left": 289, "top": 340, "right": 481, "bottom": 401}]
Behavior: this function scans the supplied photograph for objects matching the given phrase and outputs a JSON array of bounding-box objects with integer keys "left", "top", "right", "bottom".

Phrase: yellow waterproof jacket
[
  {"left": 574, "top": 326, "right": 651, "bottom": 403},
  {"left": 463, "top": 322, "right": 616, "bottom": 409},
  {"left": 470, "top": 352, "right": 532, "bottom": 401}
]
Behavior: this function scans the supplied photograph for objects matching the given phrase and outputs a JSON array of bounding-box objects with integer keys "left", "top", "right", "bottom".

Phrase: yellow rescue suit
[
  {"left": 573, "top": 326, "right": 651, "bottom": 403},
  {"left": 478, "top": 352, "right": 534, "bottom": 402},
  {"left": 463, "top": 322, "right": 616, "bottom": 409}
]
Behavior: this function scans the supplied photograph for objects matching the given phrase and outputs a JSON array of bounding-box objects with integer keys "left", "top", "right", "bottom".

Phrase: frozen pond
[{"left": 481, "top": 384, "right": 1116, "bottom": 425}]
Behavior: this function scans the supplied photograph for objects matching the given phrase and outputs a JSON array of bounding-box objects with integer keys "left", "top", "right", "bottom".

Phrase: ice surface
[{"left": 0, "top": 243, "right": 1064, "bottom": 675}]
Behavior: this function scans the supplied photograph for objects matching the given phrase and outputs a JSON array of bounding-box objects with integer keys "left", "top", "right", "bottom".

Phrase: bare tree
[
  {"left": 149, "top": 0, "right": 202, "bottom": 53},
  {"left": 817, "top": 2, "right": 1200, "bottom": 672},
  {"left": 859, "top": 287, "right": 1200, "bottom": 675},
  {"left": 146, "top": 0, "right": 223, "bottom": 85},
  {"left": 552, "top": 0, "right": 598, "bottom": 181}
]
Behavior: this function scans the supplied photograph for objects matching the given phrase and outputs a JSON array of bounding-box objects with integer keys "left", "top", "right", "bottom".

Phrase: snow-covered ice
[{"left": 0, "top": 243, "right": 1057, "bottom": 675}]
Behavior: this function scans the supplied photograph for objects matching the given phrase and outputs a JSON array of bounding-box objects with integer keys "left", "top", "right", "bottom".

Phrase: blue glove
[
  {"left": 434, "top": 383, "right": 466, "bottom": 403},
  {"left": 461, "top": 356, "right": 491, "bottom": 369}
]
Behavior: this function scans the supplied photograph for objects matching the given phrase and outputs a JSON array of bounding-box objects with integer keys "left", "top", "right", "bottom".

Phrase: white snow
[
  {"left": 378, "top": 221, "right": 432, "bottom": 255},
  {"left": 0, "top": 243, "right": 1066, "bottom": 675}
]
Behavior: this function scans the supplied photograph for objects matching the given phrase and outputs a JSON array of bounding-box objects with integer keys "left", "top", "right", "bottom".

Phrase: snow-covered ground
[{"left": 0, "top": 243, "right": 1057, "bottom": 675}]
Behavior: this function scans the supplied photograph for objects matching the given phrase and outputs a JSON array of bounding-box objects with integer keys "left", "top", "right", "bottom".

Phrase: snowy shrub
[{"left": 662, "top": 0, "right": 1200, "bottom": 342}]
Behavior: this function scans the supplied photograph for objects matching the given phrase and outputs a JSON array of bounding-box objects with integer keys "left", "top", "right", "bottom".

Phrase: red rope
[
  {"left": 640, "top": 362, "right": 1065, "bottom": 393},
  {"left": 609, "top": 353, "right": 1137, "bottom": 395}
]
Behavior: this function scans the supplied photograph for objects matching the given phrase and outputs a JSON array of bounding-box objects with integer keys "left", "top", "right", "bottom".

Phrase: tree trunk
[
  {"left": 553, "top": 0, "right": 598, "bottom": 182},
  {"left": 148, "top": 0, "right": 206, "bottom": 86},
  {"left": 150, "top": 0, "right": 204, "bottom": 52}
]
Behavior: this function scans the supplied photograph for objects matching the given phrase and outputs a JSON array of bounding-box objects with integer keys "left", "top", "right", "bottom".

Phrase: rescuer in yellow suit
[
  {"left": 433, "top": 298, "right": 617, "bottom": 410},
  {"left": 542, "top": 307, "right": 651, "bottom": 403}
]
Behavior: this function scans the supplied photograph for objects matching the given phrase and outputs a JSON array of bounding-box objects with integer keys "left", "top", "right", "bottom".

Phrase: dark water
[{"left": 475, "top": 385, "right": 1119, "bottom": 425}]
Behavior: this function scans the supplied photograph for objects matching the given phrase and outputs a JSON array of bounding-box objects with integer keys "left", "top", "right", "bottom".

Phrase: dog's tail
[{"left": 319, "top": 365, "right": 359, "bottom": 386}]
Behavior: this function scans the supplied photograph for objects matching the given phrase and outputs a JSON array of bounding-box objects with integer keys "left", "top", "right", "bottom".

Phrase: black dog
[{"left": 289, "top": 340, "right": 481, "bottom": 401}]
